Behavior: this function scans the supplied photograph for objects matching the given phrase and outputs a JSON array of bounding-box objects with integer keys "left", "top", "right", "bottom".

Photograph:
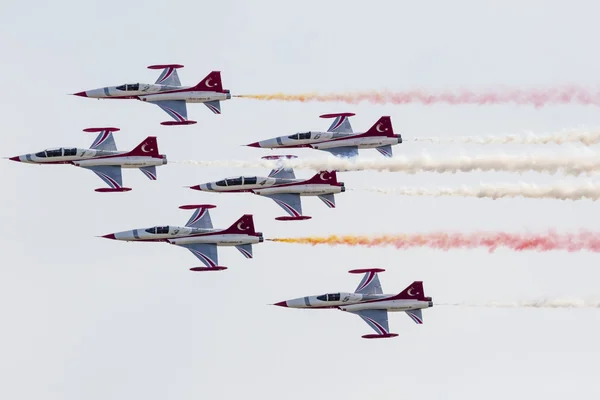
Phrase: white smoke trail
[
  {"left": 357, "top": 182, "right": 600, "bottom": 201},
  {"left": 438, "top": 299, "right": 600, "bottom": 308},
  {"left": 414, "top": 130, "right": 600, "bottom": 146},
  {"left": 174, "top": 153, "right": 600, "bottom": 176}
]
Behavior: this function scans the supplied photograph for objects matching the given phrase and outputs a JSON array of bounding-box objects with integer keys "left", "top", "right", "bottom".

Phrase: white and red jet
[
  {"left": 189, "top": 155, "right": 345, "bottom": 221},
  {"left": 7, "top": 127, "right": 166, "bottom": 192},
  {"left": 73, "top": 64, "right": 231, "bottom": 126},
  {"left": 273, "top": 269, "right": 433, "bottom": 339},
  {"left": 100, "top": 205, "right": 263, "bottom": 271},
  {"left": 247, "top": 113, "right": 402, "bottom": 158}
]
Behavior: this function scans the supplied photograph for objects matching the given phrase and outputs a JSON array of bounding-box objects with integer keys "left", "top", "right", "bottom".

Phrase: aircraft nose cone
[
  {"left": 72, "top": 91, "right": 88, "bottom": 97},
  {"left": 273, "top": 301, "right": 288, "bottom": 307},
  {"left": 246, "top": 142, "right": 261, "bottom": 148},
  {"left": 101, "top": 233, "right": 116, "bottom": 240},
  {"left": 189, "top": 185, "right": 201, "bottom": 191},
  {"left": 8, "top": 156, "right": 20, "bottom": 162}
]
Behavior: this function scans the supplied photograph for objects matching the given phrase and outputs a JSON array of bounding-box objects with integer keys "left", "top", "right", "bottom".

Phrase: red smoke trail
[
  {"left": 268, "top": 231, "right": 600, "bottom": 253},
  {"left": 235, "top": 86, "right": 600, "bottom": 107}
]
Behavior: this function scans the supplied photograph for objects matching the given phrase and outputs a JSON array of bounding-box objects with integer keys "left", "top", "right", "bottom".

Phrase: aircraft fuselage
[
  {"left": 10, "top": 148, "right": 167, "bottom": 168},
  {"left": 107, "top": 225, "right": 263, "bottom": 246}
]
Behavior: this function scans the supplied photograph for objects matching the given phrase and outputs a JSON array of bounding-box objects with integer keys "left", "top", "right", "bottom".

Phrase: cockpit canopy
[
  {"left": 288, "top": 132, "right": 312, "bottom": 140},
  {"left": 316, "top": 293, "right": 341, "bottom": 302},
  {"left": 116, "top": 83, "right": 140, "bottom": 91},
  {"left": 145, "top": 226, "right": 170, "bottom": 234},
  {"left": 35, "top": 148, "right": 78, "bottom": 158},
  {"left": 215, "top": 176, "right": 259, "bottom": 186}
]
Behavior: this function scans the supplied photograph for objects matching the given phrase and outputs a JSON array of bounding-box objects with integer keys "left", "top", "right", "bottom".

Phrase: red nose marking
[
  {"left": 8, "top": 156, "right": 20, "bottom": 162},
  {"left": 189, "top": 185, "right": 201, "bottom": 191},
  {"left": 273, "top": 301, "right": 288, "bottom": 307},
  {"left": 72, "top": 91, "right": 88, "bottom": 97},
  {"left": 246, "top": 142, "right": 261, "bottom": 148},
  {"left": 101, "top": 233, "right": 116, "bottom": 240}
]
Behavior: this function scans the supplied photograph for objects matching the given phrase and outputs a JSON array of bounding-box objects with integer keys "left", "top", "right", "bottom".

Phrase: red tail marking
[
  {"left": 363, "top": 116, "right": 395, "bottom": 137},
  {"left": 223, "top": 214, "right": 256, "bottom": 234},
  {"left": 390, "top": 281, "right": 426, "bottom": 301},
  {"left": 307, "top": 170, "right": 338, "bottom": 184},
  {"left": 128, "top": 137, "right": 159, "bottom": 157},
  {"left": 193, "top": 71, "right": 223, "bottom": 92}
]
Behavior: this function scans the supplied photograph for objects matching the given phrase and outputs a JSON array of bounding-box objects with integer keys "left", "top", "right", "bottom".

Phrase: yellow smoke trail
[
  {"left": 234, "top": 87, "right": 600, "bottom": 107},
  {"left": 267, "top": 231, "right": 600, "bottom": 253}
]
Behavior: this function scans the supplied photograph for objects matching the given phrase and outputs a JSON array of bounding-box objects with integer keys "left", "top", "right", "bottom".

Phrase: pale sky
[{"left": 1, "top": 0, "right": 599, "bottom": 399}]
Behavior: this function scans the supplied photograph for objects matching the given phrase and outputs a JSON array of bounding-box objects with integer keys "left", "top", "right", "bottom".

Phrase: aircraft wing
[
  {"left": 86, "top": 128, "right": 118, "bottom": 151},
  {"left": 184, "top": 207, "right": 213, "bottom": 229},
  {"left": 264, "top": 193, "right": 303, "bottom": 218},
  {"left": 179, "top": 243, "right": 220, "bottom": 268},
  {"left": 353, "top": 269, "right": 383, "bottom": 295},
  {"left": 82, "top": 165, "right": 124, "bottom": 190},
  {"left": 349, "top": 309, "right": 392, "bottom": 336},
  {"left": 153, "top": 100, "right": 190, "bottom": 123},
  {"left": 326, "top": 114, "right": 353, "bottom": 133},
  {"left": 151, "top": 65, "right": 182, "bottom": 86},
  {"left": 321, "top": 146, "right": 359, "bottom": 158},
  {"left": 268, "top": 166, "right": 295, "bottom": 179}
]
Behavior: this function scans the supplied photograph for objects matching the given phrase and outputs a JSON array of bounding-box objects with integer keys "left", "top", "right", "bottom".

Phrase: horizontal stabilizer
[
  {"left": 235, "top": 244, "right": 253, "bottom": 259},
  {"left": 376, "top": 144, "right": 394, "bottom": 158},
  {"left": 139, "top": 166, "right": 157, "bottom": 180},
  {"left": 204, "top": 100, "right": 222, "bottom": 114},
  {"left": 405, "top": 309, "right": 423, "bottom": 324},
  {"left": 317, "top": 193, "right": 336, "bottom": 208}
]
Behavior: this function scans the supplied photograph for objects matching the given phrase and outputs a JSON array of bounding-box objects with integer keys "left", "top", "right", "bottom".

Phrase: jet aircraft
[
  {"left": 273, "top": 269, "right": 433, "bottom": 339},
  {"left": 7, "top": 127, "right": 166, "bottom": 192},
  {"left": 188, "top": 155, "right": 345, "bottom": 221},
  {"left": 246, "top": 113, "right": 402, "bottom": 158},
  {"left": 73, "top": 65, "right": 231, "bottom": 125},
  {"left": 100, "top": 205, "right": 263, "bottom": 271}
]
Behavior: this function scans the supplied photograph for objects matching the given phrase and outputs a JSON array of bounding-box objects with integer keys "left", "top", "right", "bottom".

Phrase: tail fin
[
  {"left": 390, "top": 281, "right": 426, "bottom": 301},
  {"left": 128, "top": 137, "right": 159, "bottom": 157},
  {"left": 224, "top": 214, "right": 256, "bottom": 234},
  {"left": 306, "top": 170, "right": 339, "bottom": 184},
  {"left": 363, "top": 116, "right": 394, "bottom": 137},
  {"left": 192, "top": 71, "right": 223, "bottom": 92}
]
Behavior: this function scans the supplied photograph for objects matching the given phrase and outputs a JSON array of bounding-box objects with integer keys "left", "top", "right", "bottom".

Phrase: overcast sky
[{"left": 1, "top": 0, "right": 599, "bottom": 399}]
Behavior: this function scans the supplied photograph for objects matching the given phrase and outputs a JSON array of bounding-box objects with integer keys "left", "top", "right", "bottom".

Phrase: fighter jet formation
[{"left": 6, "top": 63, "right": 424, "bottom": 339}]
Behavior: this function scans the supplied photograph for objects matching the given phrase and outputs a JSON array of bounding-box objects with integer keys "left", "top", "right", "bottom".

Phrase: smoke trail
[
  {"left": 438, "top": 299, "right": 600, "bottom": 308},
  {"left": 266, "top": 231, "right": 600, "bottom": 253},
  {"left": 174, "top": 153, "right": 600, "bottom": 176},
  {"left": 358, "top": 182, "right": 600, "bottom": 201},
  {"left": 414, "top": 130, "right": 600, "bottom": 146},
  {"left": 234, "top": 86, "right": 600, "bottom": 108}
]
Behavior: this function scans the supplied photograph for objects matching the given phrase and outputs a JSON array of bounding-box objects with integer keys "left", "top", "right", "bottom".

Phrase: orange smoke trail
[
  {"left": 235, "top": 87, "right": 600, "bottom": 107},
  {"left": 267, "top": 231, "right": 600, "bottom": 253}
]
